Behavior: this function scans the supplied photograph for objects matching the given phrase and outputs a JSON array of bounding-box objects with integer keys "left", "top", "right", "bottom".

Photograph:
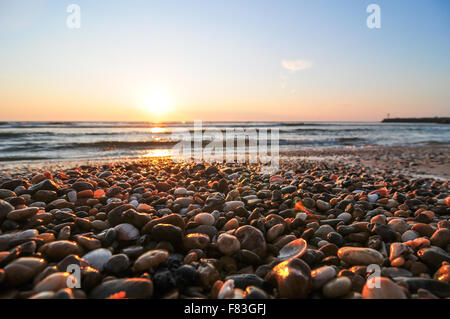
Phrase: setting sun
[{"left": 140, "top": 90, "right": 174, "bottom": 118}]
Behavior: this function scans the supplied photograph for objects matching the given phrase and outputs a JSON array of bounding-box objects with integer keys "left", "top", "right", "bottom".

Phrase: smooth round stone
[
  {"left": 89, "top": 278, "right": 154, "bottom": 299},
  {"left": 47, "top": 199, "right": 71, "bottom": 209},
  {"left": 183, "top": 233, "right": 210, "bottom": 249},
  {"left": 82, "top": 248, "right": 112, "bottom": 271},
  {"left": 401, "top": 230, "right": 420, "bottom": 242},
  {"left": 336, "top": 212, "right": 352, "bottom": 223},
  {"left": 267, "top": 224, "right": 285, "bottom": 242},
  {"left": 430, "top": 229, "right": 450, "bottom": 248},
  {"left": 76, "top": 235, "right": 101, "bottom": 250},
  {"left": 362, "top": 277, "right": 407, "bottom": 299},
  {"left": 104, "top": 254, "right": 130, "bottom": 274},
  {"left": 222, "top": 218, "right": 239, "bottom": 231},
  {"left": 0, "top": 199, "right": 15, "bottom": 223},
  {"left": 371, "top": 214, "right": 387, "bottom": 225},
  {"left": 40, "top": 240, "right": 82, "bottom": 261},
  {"left": 29, "top": 179, "right": 59, "bottom": 193},
  {"left": 368, "top": 194, "right": 378, "bottom": 203},
  {"left": 266, "top": 258, "right": 312, "bottom": 299},
  {"left": 235, "top": 225, "right": 266, "bottom": 257},
  {"left": 281, "top": 186, "right": 297, "bottom": 194},
  {"left": 322, "top": 276, "right": 352, "bottom": 298},
  {"left": 193, "top": 213, "right": 215, "bottom": 226},
  {"left": 114, "top": 223, "right": 140, "bottom": 241},
  {"left": 327, "top": 232, "right": 345, "bottom": 247},
  {"left": 34, "top": 272, "right": 71, "bottom": 293},
  {"left": 151, "top": 223, "right": 183, "bottom": 246},
  {"left": 278, "top": 238, "right": 307, "bottom": 261},
  {"left": 314, "top": 225, "right": 335, "bottom": 240},
  {"left": 217, "top": 233, "right": 240, "bottom": 256},
  {"left": 3, "top": 257, "right": 47, "bottom": 287},
  {"left": 134, "top": 249, "right": 169, "bottom": 272},
  {"left": 174, "top": 197, "right": 194, "bottom": 207},
  {"left": 337, "top": 247, "right": 384, "bottom": 265},
  {"left": 174, "top": 188, "right": 187, "bottom": 196},
  {"left": 311, "top": 265, "right": 337, "bottom": 290},
  {"left": 388, "top": 219, "right": 409, "bottom": 234},
  {"left": 71, "top": 181, "right": 94, "bottom": 192},
  {"left": 316, "top": 199, "right": 331, "bottom": 212},
  {"left": 381, "top": 267, "right": 413, "bottom": 278},
  {"left": 417, "top": 246, "right": 450, "bottom": 268},
  {"left": 223, "top": 201, "right": 245, "bottom": 213},
  {"left": 7, "top": 207, "right": 39, "bottom": 221},
  {"left": 411, "top": 223, "right": 434, "bottom": 237},
  {"left": 33, "top": 190, "right": 57, "bottom": 202}
]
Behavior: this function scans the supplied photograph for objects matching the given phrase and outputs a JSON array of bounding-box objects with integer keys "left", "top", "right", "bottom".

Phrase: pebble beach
[{"left": 0, "top": 146, "right": 449, "bottom": 299}]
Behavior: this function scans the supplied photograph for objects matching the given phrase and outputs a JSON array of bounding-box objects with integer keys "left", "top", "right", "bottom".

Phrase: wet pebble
[
  {"left": 337, "top": 247, "right": 384, "bottom": 265},
  {"left": 322, "top": 276, "right": 352, "bottom": 298},
  {"left": 217, "top": 233, "right": 241, "bottom": 256},
  {"left": 134, "top": 249, "right": 169, "bottom": 272},
  {"left": 362, "top": 277, "right": 407, "bottom": 299},
  {"left": 83, "top": 248, "right": 112, "bottom": 271}
]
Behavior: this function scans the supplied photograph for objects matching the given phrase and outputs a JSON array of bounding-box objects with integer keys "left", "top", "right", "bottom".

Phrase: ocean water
[{"left": 0, "top": 121, "right": 449, "bottom": 163}]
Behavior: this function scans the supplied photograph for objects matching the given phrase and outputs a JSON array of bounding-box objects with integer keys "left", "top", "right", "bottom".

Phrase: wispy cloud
[{"left": 281, "top": 59, "right": 313, "bottom": 72}]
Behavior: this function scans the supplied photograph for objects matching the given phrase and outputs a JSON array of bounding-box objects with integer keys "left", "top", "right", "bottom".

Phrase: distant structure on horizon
[{"left": 381, "top": 117, "right": 450, "bottom": 124}]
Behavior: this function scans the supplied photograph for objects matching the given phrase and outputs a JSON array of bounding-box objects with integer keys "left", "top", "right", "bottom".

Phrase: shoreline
[{"left": 1, "top": 145, "right": 448, "bottom": 181}]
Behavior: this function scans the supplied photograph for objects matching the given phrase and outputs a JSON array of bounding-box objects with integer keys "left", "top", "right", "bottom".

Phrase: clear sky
[{"left": 0, "top": 0, "right": 449, "bottom": 122}]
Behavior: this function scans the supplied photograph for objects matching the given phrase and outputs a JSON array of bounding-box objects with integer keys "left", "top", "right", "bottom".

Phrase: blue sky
[{"left": 0, "top": 0, "right": 449, "bottom": 121}]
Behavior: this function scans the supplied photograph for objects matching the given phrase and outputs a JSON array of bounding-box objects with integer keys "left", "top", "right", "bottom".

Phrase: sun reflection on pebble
[{"left": 274, "top": 261, "right": 290, "bottom": 279}]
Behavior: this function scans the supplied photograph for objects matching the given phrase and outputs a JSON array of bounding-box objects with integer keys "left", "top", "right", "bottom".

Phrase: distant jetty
[{"left": 382, "top": 117, "right": 450, "bottom": 124}]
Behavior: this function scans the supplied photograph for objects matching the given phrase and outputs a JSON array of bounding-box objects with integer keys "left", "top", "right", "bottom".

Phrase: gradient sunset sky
[{"left": 0, "top": 0, "right": 449, "bottom": 122}]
